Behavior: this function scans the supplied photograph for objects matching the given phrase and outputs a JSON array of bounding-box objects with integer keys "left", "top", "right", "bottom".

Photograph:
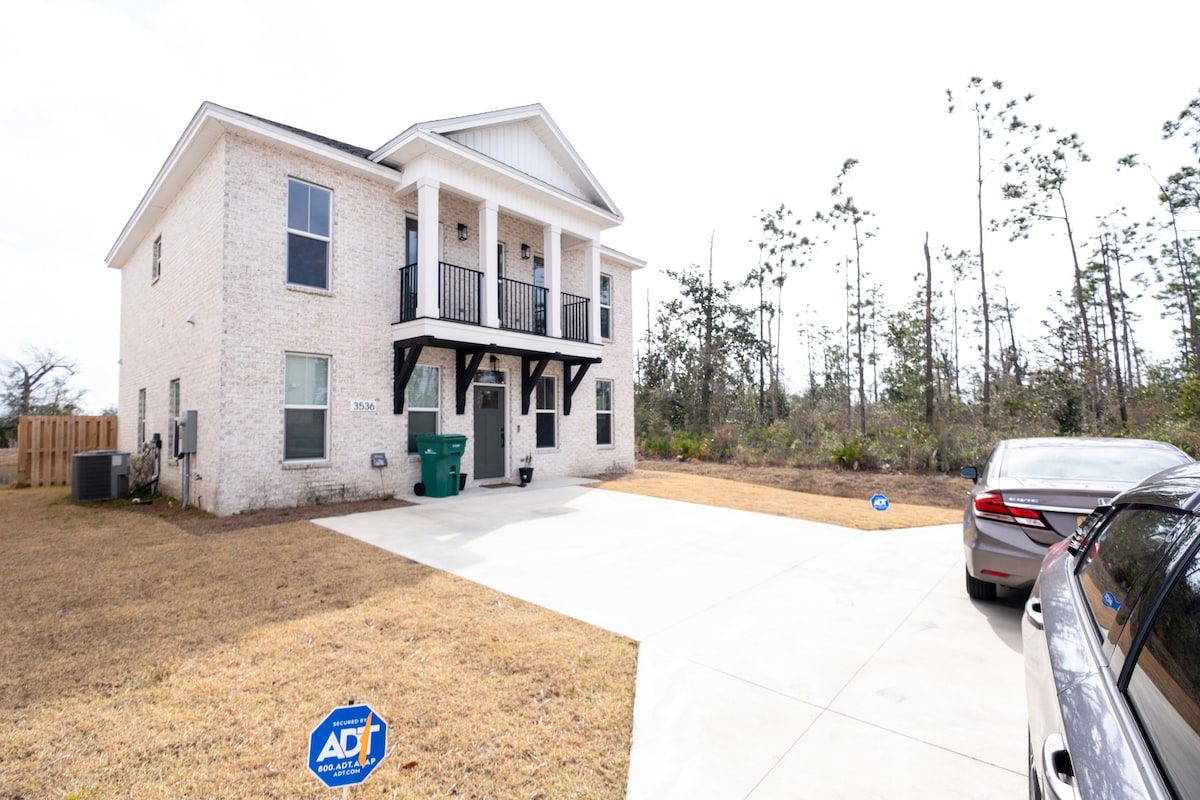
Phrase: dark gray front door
[{"left": 473, "top": 386, "right": 505, "bottom": 479}]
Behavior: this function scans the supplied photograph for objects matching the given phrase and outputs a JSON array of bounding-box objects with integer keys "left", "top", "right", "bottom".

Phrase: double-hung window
[
  {"left": 287, "top": 178, "right": 332, "bottom": 289},
  {"left": 536, "top": 376, "right": 556, "bottom": 449},
  {"left": 596, "top": 379, "right": 613, "bottom": 446},
  {"left": 284, "top": 354, "right": 329, "bottom": 460},
  {"left": 599, "top": 274, "right": 612, "bottom": 340},
  {"left": 407, "top": 365, "right": 439, "bottom": 454}
]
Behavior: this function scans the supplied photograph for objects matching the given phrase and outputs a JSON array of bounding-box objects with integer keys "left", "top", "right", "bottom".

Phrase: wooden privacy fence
[{"left": 16, "top": 415, "right": 119, "bottom": 487}]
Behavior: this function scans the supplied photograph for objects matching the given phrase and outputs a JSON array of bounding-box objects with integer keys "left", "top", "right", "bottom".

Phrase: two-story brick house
[{"left": 106, "top": 102, "right": 642, "bottom": 515}]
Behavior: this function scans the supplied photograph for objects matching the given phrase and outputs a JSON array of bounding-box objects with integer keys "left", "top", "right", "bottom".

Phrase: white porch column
[
  {"left": 584, "top": 239, "right": 601, "bottom": 344},
  {"left": 545, "top": 225, "right": 562, "bottom": 338},
  {"left": 415, "top": 179, "right": 440, "bottom": 319},
  {"left": 479, "top": 200, "right": 499, "bottom": 328}
]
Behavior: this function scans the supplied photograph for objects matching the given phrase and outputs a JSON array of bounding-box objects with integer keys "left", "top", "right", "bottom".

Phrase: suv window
[
  {"left": 1077, "top": 507, "right": 1188, "bottom": 651},
  {"left": 1126, "top": 533, "right": 1200, "bottom": 800}
]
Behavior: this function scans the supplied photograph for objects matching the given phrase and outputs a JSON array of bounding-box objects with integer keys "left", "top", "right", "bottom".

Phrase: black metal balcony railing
[
  {"left": 398, "top": 263, "right": 418, "bottom": 322},
  {"left": 499, "top": 276, "right": 546, "bottom": 335},
  {"left": 439, "top": 262, "right": 482, "bottom": 325},
  {"left": 398, "top": 262, "right": 483, "bottom": 325},
  {"left": 397, "top": 262, "right": 591, "bottom": 344},
  {"left": 561, "top": 292, "right": 590, "bottom": 343}
]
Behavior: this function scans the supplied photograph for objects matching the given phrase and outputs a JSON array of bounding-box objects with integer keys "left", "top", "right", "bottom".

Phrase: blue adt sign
[
  {"left": 871, "top": 493, "right": 890, "bottom": 512},
  {"left": 308, "top": 703, "right": 388, "bottom": 789}
]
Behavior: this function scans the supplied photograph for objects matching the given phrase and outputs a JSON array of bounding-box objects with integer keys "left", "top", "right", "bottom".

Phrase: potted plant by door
[{"left": 518, "top": 453, "right": 534, "bottom": 487}]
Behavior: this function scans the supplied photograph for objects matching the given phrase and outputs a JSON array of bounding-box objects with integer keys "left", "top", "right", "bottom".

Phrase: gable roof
[
  {"left": 107, "top": 102, "right": 623, "bottom": 268},
  {"left": 371, "top": 104, "right": 622, "bottom": 220}
]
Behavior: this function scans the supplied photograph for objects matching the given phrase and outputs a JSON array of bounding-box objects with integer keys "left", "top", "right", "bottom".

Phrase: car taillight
[{"left": 973, "top": 491, "right": 1048, "bottom": 528}]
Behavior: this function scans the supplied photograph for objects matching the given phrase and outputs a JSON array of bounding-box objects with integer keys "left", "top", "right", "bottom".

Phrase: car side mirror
[{"left": 960, "top": 465, "right": 979, "bottom": 483}]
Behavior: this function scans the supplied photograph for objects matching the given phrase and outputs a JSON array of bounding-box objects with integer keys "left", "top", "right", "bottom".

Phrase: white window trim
[
  {"left": 407, "top": 365, "right": 440, "bottom": 456},
  {"left": 596, "top": 378, "right": 614, "bottom": 448},
  {"left": 286, "top": 178, "right": 332, "bottom": 290},
  {"left": 535, "top": 375, "right": 557, "bottom": 451},
  {"left": 283, "top": 353, "right": 330, "bottom": 463},
  {"left": 167, "top": 379, "right": 180, "bottom": 460},
  {"left": 600, "top": 273, "right": 612, "bottom": 341}
]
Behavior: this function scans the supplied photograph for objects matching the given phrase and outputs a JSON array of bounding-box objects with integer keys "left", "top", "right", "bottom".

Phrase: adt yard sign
[
  {"left": 871, "top": 493, "right": 890, "bottom": 512},
  {"left": 308, "top": 703, "right": 388, "bottom": 789}
]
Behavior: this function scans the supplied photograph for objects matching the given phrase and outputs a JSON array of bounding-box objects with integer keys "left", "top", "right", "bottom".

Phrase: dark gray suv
[
  {"left": 961, "top": 437, "right": 1191, "bottom": 601},
  {"left": 1024, "top": 461, "right": 1200, "bottom": 799}
]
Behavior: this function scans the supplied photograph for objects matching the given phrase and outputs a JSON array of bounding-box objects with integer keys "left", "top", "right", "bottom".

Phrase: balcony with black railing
[
  {"left": 561, "top": 292, "right": 590, "bottom": 343},
  {"left": 398, "top": 262, "right": 590, "bottom": 344},
  {"left": 499, "top": 276, "right": 546, "bottom": 336}
]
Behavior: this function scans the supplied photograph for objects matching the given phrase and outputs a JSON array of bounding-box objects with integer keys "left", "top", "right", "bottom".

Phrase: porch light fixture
[
  {"left": 520, "top": 243, "right": 531, "bottom": 260},
  {"left": 457, "top": 223, "right": 468, "bottom": 240},
  {"left": 489, "top": 355, "right": 498, "bottom": 370}
]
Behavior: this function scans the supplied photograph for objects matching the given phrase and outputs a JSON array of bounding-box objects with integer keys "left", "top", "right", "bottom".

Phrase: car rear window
[
  {"left": 1076, "top": 507, "right": 1189, "bottom": 649},
  {"left": 1002, "top": 445, "right": 1187, "bottom": 483}
]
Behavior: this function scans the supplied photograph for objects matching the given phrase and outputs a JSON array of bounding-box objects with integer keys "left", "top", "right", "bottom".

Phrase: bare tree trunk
[
  {"left": 1100, "top": 237, "right": 1128, "bottom": 427},
  {"left": 975, "top": 118, "right": 992, "bottom": 421},
  {"left": 854, "top": 230, "right": 867, "bottom": 436},
  {"left": 1059, "top": 189, "right": 1098, "bottom": 426},
  {"left": 924, "top": 233, "right": 934, "bottom": 426},
  {"left": 702, "top": 233, "right": 715, "bottom": 429}
]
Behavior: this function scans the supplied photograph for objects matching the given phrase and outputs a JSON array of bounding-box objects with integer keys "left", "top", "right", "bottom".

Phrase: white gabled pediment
[{"left": 371, "top": 104, "right": 621, "bottom": 222}]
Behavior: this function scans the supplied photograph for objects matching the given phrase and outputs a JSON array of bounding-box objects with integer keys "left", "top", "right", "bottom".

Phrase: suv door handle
[{"left": 1042, "top": 733, "right": 1075, "bottom": 800}]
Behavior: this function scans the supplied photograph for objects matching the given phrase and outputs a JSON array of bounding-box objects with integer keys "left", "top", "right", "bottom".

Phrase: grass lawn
[{"left": 0, "top": 487, "right": 636, "bottom": 799}]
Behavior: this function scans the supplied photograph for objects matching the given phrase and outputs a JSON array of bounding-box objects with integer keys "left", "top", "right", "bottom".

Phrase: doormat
[{"left": 481, "top": 482, "right": 519, "bottom": 489}]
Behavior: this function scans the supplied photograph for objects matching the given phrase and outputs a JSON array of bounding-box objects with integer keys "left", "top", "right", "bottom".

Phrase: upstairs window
[
  {"left": 600, "top": 273, "right": 612, "bottom": 340},
  {"left": 287, "top": 178, "right": 331, "bottom": 289},
  {"left": 152, "top": 235, "right": 162, "bottom": 282}
]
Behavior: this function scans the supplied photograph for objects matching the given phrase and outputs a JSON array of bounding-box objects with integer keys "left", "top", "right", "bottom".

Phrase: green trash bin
[{"left": 415, "top": 434, "right": 467, "bottom": 498}]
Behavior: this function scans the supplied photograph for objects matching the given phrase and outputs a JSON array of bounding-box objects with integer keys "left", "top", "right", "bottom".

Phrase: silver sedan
[{"left": 960, "top": 437, "right": 1191, "bottom": 601}]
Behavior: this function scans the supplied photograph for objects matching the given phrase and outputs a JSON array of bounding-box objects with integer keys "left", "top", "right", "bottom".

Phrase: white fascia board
[
  {"left": 600, "top": 246, "right": 647, "bottom": 271},
  {"left": 106, "top": 103, "right": 403, "bottom": 267},
  {"left": 390, "top": 318, "right": 603, "bottom": 362},
  {"left": 371, "top": 104, "right": 547, "bottom": 158}
]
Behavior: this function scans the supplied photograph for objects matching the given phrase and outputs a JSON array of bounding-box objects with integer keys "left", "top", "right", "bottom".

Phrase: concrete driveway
[{"left": 315, "top": 478, "right": 1027, "bottom": 799}]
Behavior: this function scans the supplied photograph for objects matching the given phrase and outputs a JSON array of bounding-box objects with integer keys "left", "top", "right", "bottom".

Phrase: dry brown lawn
[
  {"left": 0, "top": 488, "right": 636, "bottom": 799},
  {"left": 0, "top": 460, "right": 960, "bottom": 799},
  {"left": 600, "top": 461, "right": 963, "bottom": 529}
]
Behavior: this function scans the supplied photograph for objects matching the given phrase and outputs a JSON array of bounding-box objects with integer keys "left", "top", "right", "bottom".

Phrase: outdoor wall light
[
  {"left": 489, "top": 354, "right": 498, "bottom": 370},
  {"left": 520, "top": 243, "right": 531, "bottom": 259},
  {"left": 457, "top": 223, "right": 468, "bottom": 240}
]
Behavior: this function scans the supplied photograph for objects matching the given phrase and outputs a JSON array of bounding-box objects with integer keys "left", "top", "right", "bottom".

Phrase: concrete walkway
[{"left": 315, "top": 478, "right": 1027, "bottom": 799}]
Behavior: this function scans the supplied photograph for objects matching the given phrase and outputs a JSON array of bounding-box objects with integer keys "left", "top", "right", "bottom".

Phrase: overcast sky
[{"left": 2, "top": 0, "right": 1198, "bottom": 412}]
